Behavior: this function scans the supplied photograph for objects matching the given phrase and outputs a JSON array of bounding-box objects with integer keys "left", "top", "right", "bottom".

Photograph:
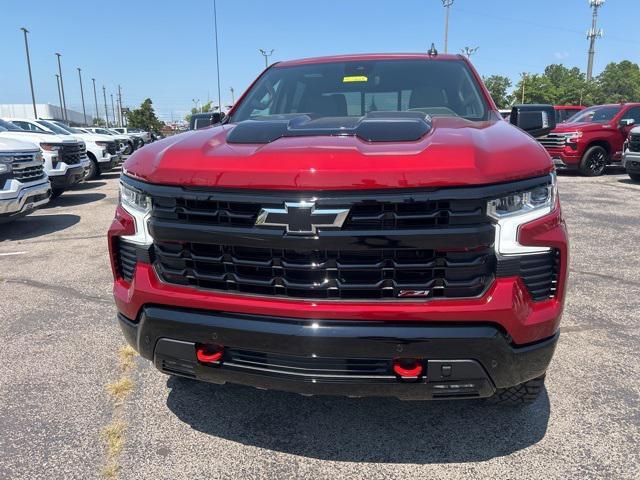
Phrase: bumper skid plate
[{"left": 118, "top": 306, "right": 558, "bottom": 401}]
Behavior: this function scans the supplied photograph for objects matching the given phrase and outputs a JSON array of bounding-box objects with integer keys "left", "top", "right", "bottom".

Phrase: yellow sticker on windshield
[{"left": 342, "top": 75, "right": 368, "bottom": 83}]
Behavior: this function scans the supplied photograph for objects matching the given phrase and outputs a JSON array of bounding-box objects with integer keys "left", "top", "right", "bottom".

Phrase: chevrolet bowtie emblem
[{"left": 255, "top": 201, "right": 349, "bottom": 235}]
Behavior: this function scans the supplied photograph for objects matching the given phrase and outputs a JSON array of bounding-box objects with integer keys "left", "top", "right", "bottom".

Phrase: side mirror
[
  {"left": 190, "top": 112, "right": 225, "bottom": 130},
  {"left": 619, "top": 118, "right": 635, "bottom": 128},
  {"left": 510, "top": 104, "right": 556, "bottom": 138}
]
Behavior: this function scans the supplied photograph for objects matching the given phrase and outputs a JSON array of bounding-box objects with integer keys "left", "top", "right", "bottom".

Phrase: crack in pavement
[
  {"left": 570, "top": 268, "right": 640, "bottom": 288},
  {"left": 0, "top": 233, "right": 108, "bottom": 246},
  {"left": 3, "top": 278, "right": 112, "bottom": 305}
]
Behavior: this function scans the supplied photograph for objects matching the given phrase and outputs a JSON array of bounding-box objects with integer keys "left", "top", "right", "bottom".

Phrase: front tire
[
  {"left": 579, "top": 146, "right": 608, "bottom": 176},
  {"left": 488, "top": 375, "right": 546, "bottom": 406},
  {"left": 85, "top": 154, "right": 100, "bottom": 180},
  {"left": 51, "top": 188, "right": 65, "bottom": 198}
]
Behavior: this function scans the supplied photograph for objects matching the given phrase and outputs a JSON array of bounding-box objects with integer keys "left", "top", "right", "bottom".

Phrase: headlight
[
  {"left": 0, "top": 157, "right": 12, "bottom": 174},
  {"left": 96, "top": 141, "right": 109, "bottom": 147},
  {"left": 120, "top": 181, "right": 150, "bottom": 213},
  {"left": 488, "top": 175, "right": 557, "bottom": 255},
  {"left": 564, "top": 131, "right": 582, "bottom": 144},
  {"left": 119, "top": 180, "right": 153, "bottom": 245},
  {"left": 40, "top": 143, "right": 63, "bottom": 152}
]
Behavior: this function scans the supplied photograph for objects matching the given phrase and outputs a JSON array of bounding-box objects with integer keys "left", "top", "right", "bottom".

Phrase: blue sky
[{"left": 1, "top": 0, "right": 638, "bottom": 121}]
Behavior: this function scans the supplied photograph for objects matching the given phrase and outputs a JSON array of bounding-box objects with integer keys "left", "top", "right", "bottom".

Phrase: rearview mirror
[
  {"left": 619, "top": 118, "right": 635, "bottom": 128},
  {"left": 190, "top": 112, "right": 225, "bottom": 130},
  {"left": 510, "top": 104, "right": 556, "bottom": 138}
]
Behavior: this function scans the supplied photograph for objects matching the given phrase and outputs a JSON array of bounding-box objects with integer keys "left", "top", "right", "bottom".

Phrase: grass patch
[
  {"left": 118, "top": 345, "right": 137, "bottom": 372},
  {"left": 106, "top": 377, "right": 133, "bottom": 404},
  {"left": 103, "top": 419, "right": 127, "bottom": 458}
]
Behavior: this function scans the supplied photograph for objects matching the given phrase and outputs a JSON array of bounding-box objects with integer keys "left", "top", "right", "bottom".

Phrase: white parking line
[{"left": 0, "top": 251, "right": 27, "bottom": 256}]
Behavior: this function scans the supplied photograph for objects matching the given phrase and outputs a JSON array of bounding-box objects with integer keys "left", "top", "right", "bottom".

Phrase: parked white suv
[
  {"left": 112, "top": 127, "right": 151, "bottom": 144},
  {"left": 0, "top": 119, "right": 87, "bottom": 197},
  {"left": 0, "top": 137, "right": 51, "bottom": 222},
  {"left": 8, "top": 118, "right": 119, "bottom": 180}
]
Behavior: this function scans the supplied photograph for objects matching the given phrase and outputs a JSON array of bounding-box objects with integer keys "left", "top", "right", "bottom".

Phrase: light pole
[
  {"left": 461, "top": 46, "right": 479, "bottom": 59},
  {"left": 586, "top": 0, "right": 604, "bottom": 81},
  {"left": 117, "top": 85, "right": 123, "bottom": 127},
  {"left": 55, "top": 74, "right": 63, "bottom": 117},
  {"left": 77, "top": 68, "right": 87, "bottom": 125},
  {"left": 92, "top": 78, "right": 99, "bottom": 125},
  {"left": 192, "top": 98, "right": 200, "bottom": 113},
  {"left": 442, "top": 0, "right": 454, "bottom": 54},
  {"left": 520, "top": 72, "right": 527, "bottom": 104},
  {"left": 230, "top": 87, "right": 235, "bottom": 105},
  {"left": 213, "top": 0, "right": 223, "bottom": 115},
  {"left": 259, "top": 49, "right": 274, "bottom": 68},
  {"left": 110, "top": 94, "right": 116, "bottom": 126},
  {"left": 20, "top": 27, "right": 37, "bottom": 118},
  {"left": 103, "top": 85, "right": 110, "bottom": 127},
  {"left": 55, "top": 53, "right": 68, "bottom": 121}
]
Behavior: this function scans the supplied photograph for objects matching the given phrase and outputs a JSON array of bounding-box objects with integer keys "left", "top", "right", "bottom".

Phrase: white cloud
[{"left": 554, "top": 51, "right": 570, "bottom": 60}]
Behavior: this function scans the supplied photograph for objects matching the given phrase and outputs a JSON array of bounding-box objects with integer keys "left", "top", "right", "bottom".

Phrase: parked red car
[
  {"left": 109, "top": 53, "right": 568, "bottom": 405},
  {"left": 539, "top": 103, "right": 640, "bottom": 175}
]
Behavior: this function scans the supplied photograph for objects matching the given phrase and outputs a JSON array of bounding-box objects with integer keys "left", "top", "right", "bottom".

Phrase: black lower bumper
[
  {"left": 118, "top": 306, "right": 558, "bottom": 400},
  {"left": 626, "top": 158, "right": 640, "bottom": 175},
  {"left": 49, "top": 166, "right": 85, "bottom": 189}
]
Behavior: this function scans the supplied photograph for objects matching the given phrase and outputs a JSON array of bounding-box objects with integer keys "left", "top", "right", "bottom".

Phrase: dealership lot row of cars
[{"left": 0, "top": 120, "right": 153, "bottom": 223}]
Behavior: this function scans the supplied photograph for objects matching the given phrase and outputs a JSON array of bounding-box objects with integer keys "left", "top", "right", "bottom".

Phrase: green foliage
[
  {"left": 596, "top": 61, "right": 640, "bottom": 103},
  {"left": 510, "top": 61, "right": 640, "bottom": 106},
  {"left": 185, "top": 101, "right": 215, "bottom": 123},
  {"left": 92, "top": 117, "right": 106, "bottom": 127},
  {"left": 125, "top": 98, "right": 164, "bottom": 133},
  {"left": 483, "top": 75, "right": 512, "bottom": 109}
]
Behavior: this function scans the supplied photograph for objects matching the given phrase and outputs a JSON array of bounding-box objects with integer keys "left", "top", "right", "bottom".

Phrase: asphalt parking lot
[{"left": 1, "top": 168, "right": 639, "bottom": 479}]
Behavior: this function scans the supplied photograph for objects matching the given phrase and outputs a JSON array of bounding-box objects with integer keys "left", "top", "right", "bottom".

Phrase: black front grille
[
  {"left": 115, "top": 238, "right": 137, "bottom": 282},
  {"left": 60, "top": 143, "right": 86, "bottom": 165},
  {"left": 154, "top": 242, "right": 495, "bottom": 300},
  {"left": 11, "top": 153, "right": 45, "bottom": 182},
  {"left": 153, "top": 197, "right": 487, "bottom": 230},
  {"left": 628, "top": 134, "right": 640, "bottom": 153},
  {"left": 106, "top": 141, "right": 118, "bottom": 155},
  {"left": 226, "top": 348, "right": 392, "bottom": 378},
  {"left": 519, "top": 250, "right": 560, "bottom": 301}
]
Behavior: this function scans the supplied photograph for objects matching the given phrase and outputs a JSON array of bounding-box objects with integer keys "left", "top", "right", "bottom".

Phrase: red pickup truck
[
  {"left": 109, "top": 53, "right": 568, "bottom": 405},
  {"left": 539, "top": 103, "right": 640, "bottom": 176}
]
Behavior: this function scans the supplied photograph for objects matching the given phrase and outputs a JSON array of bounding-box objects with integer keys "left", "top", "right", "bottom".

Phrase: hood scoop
[{"left": 227, "top": 111, "right": 432, "bottom": 144}]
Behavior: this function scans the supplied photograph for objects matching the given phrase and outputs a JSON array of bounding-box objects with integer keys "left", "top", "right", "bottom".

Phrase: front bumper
[
  {"left": 623, "top": 150, "right": 640, "bottom": 173},
  {"left": 98, "top": 154, "right": 119, "bottom": 170},
  {"left": 544, "top": 147, "right": 581, "bottom": 169},
  {"left": 0, "top": 178, "right": 51, "bottom": 218},
  {"left": 49, "top": 165, "right": 85, "bottom": 189},
  {"left": 118, "top": 306, "right": 558, "bottom": 400}
]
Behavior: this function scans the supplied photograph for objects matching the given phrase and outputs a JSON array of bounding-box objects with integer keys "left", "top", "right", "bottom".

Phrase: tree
[
  {"left": 126, "top": 98, "right": 164, "bottom": 133},
  {"left": 483, "top": 75, "right": 512, "bottom": 108},
  {"left": 596, "top": 61, "right": 640, "bottom": 103},
  {"left": 185, "top": 101, "right": 214, "bottom": 123},
  {"left": 92, "top": 117, "right": 106, "bottom": 127},
  {"left": 512, "top": 65, "right": 598, "bottom": 106}
]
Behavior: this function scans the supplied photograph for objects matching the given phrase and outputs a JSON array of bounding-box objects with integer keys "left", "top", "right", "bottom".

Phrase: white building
[{"left": 0, "top": 104, "right": 94, "bottom": 126}]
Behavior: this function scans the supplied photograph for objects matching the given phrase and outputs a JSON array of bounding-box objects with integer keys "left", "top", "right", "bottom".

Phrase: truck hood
[
  {"left": 73, "top": 133, "right": 114, "bottom": 143},
  {"left": 0, "top": 131, "right": 78, "bottom": 145},
  {"left": 0, "top": 136, "right": 40, "bottom": 152},
  {"left": 552, "top": 122, "right": 612, "bottom": 133},
  {"left": 124, "top": 117, "right": 553, "bottom": 190}
]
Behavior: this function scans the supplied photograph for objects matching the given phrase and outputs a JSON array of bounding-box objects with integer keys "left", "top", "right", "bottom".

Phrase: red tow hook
[
  {"left": 195, "top": 344, "right": 224, "bottom": 364},
  {"left": 393, "top": 359, "right": 424, "bottom": 379}
]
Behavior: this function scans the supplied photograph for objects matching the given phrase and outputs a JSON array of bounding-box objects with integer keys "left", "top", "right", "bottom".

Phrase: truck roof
[{"left": 276, "top": 53, "right": 465, "bottom": 67}]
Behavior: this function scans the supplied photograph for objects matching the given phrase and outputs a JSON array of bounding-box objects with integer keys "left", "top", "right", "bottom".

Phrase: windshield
[
  {"left": 96, "top": 128, "right": 112, "bottom": 135},
  {"left": 231, "top": 59, "right": 488, "bottom": 123},
  {"left": 0, "top": 119, "right": 25, "bottom": 132},
  {"left": 37, "top": 120, "right": 72, "bottom": 135},
  {"left": 567, "top": 106, "right": 621, "bottom": 124}
]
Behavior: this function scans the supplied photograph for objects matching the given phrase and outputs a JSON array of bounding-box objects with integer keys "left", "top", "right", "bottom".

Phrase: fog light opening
[
  {"left": 393, "top": 359, "right": 424, "bottom": 379},
  {"left": 196, "top": 344, "right": 224, "bottom": 364}
]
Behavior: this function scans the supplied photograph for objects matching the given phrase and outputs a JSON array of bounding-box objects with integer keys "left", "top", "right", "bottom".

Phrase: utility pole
[
  {"left": 77, "top": 68, "right": 87, "bottom": 125},
  {"left": 103, "top": 85, "right": 110, "bottom": 127},
  {"left": 259, "top": 49, "right": 274, "bottom": 68},
  {"left": 442, "top": 0, "right": 454, "bottom": 54},
  {"left": 91, "top": 78, "right": 99, "bottom": 125},
  {"left": 110, "top": 94, "right": 116, "bottom": 127},
  {"left": 586, "top": 0, "right": 604, "bottom": 81},
  {"left": 117, "top": 85, "right": 123, "bottom": 127},
  {"left": 230, "top": 87, "right": 235, "bottom": 105},
  {"left": 461, "top": 46, "right": 479, "bottom": 60},
  {"left": 213, "top": 0, "right": 223, "bottom": 114},
  {"left": 55, "top": 74, "right": 63, "bottom": 117},
  {"left": 20, "top": 28, "right": 38, "bottom": 118},
  {"left": 55, "top": 53, "right": 68, "bottom": 121},
  {"left": 520, "top": 72, "right": 527, "bottom": 104}
]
